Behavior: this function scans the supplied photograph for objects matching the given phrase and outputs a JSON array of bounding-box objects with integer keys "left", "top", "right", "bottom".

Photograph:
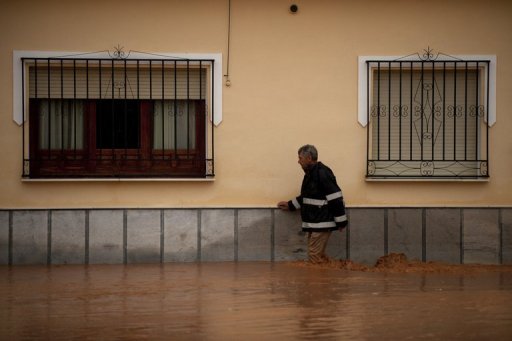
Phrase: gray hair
[{"left": 298, "top": 144, "right": 318, "bottom": 161}]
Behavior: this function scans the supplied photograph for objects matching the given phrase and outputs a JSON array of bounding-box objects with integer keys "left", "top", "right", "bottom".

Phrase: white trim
[
  {"left": 325, "top": 191, "right": 343, "bottom": 201},
  {"left": 334, "top": 215, "right": 347, "bottom": 223},
  {"left": 292, "top": 198, "right": 301, "bottom": 209},
  {"left": 358, "top": 54, "right": 496, "bottom": 127},
  {"left": 301, "top": 221, "right": 336, "bottom": 228},
  {"left": 303, "top": 198, "right": 328, "bottom": 206},
  {"left": 13, "top": 50, "right": 223, "bottom": 126}
]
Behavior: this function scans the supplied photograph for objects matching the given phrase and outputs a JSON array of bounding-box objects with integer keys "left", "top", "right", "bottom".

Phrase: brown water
[{"left": 1, "top": 262, "right": 512, "bottom": 340}]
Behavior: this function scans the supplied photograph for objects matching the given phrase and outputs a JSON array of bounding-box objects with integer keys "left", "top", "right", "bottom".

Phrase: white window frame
[{"left": 359, "top": 54, "right": 496, "bottom": 180}]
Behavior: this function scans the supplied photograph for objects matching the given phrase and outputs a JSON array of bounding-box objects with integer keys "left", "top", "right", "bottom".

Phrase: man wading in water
[{"left": 277, "top": 145, "right": 348, "bottom": 263}]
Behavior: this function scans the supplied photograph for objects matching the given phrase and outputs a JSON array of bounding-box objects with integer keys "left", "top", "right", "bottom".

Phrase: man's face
[{"left": 298, "top": 153, "right": 314, "bottom": 170}]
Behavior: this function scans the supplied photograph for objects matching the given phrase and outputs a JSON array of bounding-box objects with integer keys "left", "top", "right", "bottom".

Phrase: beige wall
[{"left": 1, "top": 0, "right": 511, "bottom": 208}]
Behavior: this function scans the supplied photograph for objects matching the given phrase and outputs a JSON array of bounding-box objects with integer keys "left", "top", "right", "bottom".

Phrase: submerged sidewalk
[{"left": 1, "top": 261, "right": 512, "bottom": 340}]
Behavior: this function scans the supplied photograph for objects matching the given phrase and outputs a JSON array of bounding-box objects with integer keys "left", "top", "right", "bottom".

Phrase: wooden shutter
[{"left": 28, "top": 60, "right": 207, "bottom": 100}]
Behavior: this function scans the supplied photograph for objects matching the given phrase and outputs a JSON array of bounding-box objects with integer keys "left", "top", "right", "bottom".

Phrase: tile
[
  {"left": 51, "top": 210, "right": 85, "bottom": 264},
  {"left": 349, "top": 209, "right": 385, "bottom": 265},
  {"left": 388, "top": 208, "right": 423, "bottom": 261},
  {"left": 0, "top": 211, "right": 8, "bottom": 264},
  {"left": 89, "top": 210, "right": 124, "bottom": 264},
  {"left": 238, "top": 209, "right": 271, "bottom": 261},
  {"left": 426, "top": 209, "right": 461, "bottom": 263},
  {"left": 464, "top": 209, "right": 500, "bottom": 264},
  {"left": 127, "top": 210, "right": 161, "bottom": 264},
  {"left": 274, "top": 210, "right": 307, "bottom": 261},
  {"left": 164, "top": 209, "right": 198, "bottom": 262},
  {"left": 201, "top": 209, "right": 235, "bottom": 261},
  {"left": 503, "top": 209, "right": 512, "bottom": 264},
  {"left": 12, "top": 211, "right": 48, "bottom": 265},
  {"left": 326, "top": 225, "right": 347, "bottom": 260}
]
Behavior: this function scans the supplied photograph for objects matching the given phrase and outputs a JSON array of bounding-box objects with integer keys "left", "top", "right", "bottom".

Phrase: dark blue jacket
[{"left": 287, "top": 162, "right": 348, "bottom": 232}]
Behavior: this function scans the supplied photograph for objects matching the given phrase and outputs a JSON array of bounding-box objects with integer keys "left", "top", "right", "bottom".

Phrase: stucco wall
[{"left": 1, "top": 0, "right": 511, "bottom": 209}]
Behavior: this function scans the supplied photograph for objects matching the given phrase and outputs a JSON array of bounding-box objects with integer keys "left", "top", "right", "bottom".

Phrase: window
[
  {"left": 20, "top": 54, "right": 218, "bottom": 179},
  {"left": 96, "top": 100, "right": 140, "bottom": 149},
  {"left": 359, "top": 54, "right": 495, "bottom": 179}
]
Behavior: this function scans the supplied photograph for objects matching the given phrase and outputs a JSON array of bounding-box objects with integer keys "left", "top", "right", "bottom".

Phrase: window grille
[
  {"left": 22, "top": 57, "right": 215, "bottom": 178},
  {"left": 366, "top": 59, "right": 490, "bottom": 179}
]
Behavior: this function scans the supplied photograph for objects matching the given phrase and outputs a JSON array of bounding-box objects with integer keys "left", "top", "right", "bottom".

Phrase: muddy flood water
[{"left": 1, "top": 259, "right": 512, "bottom": 340}]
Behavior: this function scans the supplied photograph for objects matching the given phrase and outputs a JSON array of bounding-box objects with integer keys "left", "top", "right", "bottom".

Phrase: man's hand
[{"left": 277, "top": 201, "right": 289, "bottom": 211}]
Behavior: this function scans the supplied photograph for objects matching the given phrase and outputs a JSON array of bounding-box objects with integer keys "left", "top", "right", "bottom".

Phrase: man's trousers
[{"left": 307, "top": 231, "right": 332, "bottom": 263}]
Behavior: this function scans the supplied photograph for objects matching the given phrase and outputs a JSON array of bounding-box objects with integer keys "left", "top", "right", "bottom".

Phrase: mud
[
  {"left": 293, "top": 253, "right": 512, "bottom": 274},
  {"left": 1, "top": 260, "right": 512, "bottom": 340}
]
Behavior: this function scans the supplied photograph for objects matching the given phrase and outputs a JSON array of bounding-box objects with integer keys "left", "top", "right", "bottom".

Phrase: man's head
[{"left": 297, "top": 144, "right": 318, "bottom": 171}]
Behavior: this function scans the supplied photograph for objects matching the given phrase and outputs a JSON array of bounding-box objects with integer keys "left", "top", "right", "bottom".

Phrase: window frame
[
  {"left": 358, "top": 54, "right": 496, "bottom": 181},
  {"left": 28, "top": 98, "right": 206, "bottom": 178},
  {"left": 15, "top": 50, "right": 222, "bottom": 180}
]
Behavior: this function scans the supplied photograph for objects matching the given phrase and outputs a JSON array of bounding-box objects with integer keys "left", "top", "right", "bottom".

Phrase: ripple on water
[{"left": 1, "top": 262, "right": 512, "bottom": 340}]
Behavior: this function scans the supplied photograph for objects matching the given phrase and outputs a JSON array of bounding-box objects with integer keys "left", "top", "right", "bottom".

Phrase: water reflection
[{"left": 1, "top": 263, "right": 511, "bottom": 340}]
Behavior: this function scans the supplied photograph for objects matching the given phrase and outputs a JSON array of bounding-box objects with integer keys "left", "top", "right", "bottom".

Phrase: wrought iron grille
[
  {"left": 22, "top": 56, "right": 215, "bottom": 178},
  {"left": 366, "top": 58, "right": 490, "bottom": 179}
]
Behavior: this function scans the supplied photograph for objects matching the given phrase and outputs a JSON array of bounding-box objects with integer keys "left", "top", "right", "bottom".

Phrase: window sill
[
  {"left": 366, "top": 177, "right": 489, "bottom": 182},
  {"left": 21, "top": 177, "right": 215, "bottom": 182}
]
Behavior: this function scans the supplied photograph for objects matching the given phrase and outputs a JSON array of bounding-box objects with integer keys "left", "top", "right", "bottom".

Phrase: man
[{"left": 277, "top": 145, "right": 348, "bottom": 263}]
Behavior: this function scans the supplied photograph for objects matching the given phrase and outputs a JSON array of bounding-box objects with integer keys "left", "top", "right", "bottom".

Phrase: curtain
[
  {"left": 38, "top": 100, "right": 84, "bottom": 150},
  {"left": 153, "top": 100, "right": 196, "bottom": 150}
]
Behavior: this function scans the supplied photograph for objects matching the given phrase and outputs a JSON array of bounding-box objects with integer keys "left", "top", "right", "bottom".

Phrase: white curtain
[
  {"left": 38, "top": 100, "right": 84, "bottom": 150},
  {"left": 153, "top": 100, "right": 196, "bottom": 150}
]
